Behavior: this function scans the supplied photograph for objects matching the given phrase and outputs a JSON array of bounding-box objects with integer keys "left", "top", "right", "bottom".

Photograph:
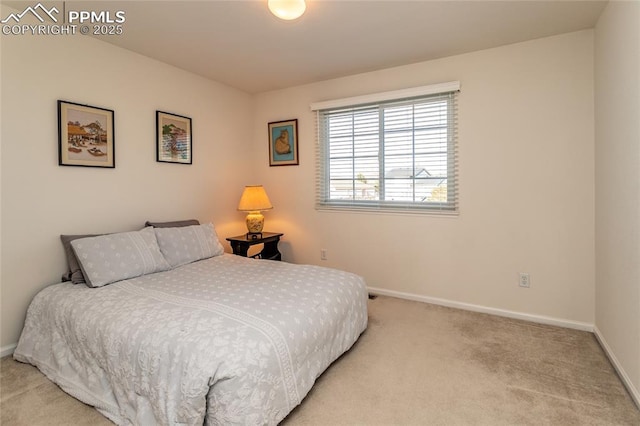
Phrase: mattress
[{"left": 14, "top": 254, "right": 368, "bottom": 425}]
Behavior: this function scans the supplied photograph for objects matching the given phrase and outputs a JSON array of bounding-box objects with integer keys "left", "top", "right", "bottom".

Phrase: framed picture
[
  {"left": 58, "top": 100, "right": 115, "bottom": 168},
  {"left": 156, "top": 111, "right": 192, "bottom": 164},
  {"left": 268, "top": 119, "right": 298, "bottom": 166}
]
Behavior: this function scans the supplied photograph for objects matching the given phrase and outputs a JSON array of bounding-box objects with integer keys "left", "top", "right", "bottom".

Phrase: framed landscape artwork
[
  {"left": 268, "top": 119, "right": 298, "bottom": 166},
  {"left": 58, "top": 100, "right": 115, "bottom": 168},
  {"left": 156, "top": 111, "right": 192, "bottom": 164}
]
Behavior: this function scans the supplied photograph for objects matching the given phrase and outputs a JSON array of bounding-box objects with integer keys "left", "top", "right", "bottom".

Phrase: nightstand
[{"left": 226, "top": 232, "right": 283, "bottom": 261}]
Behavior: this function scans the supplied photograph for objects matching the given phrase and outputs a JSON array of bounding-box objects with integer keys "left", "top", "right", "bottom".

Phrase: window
[{"left": 312, "top": 82, "right": 459, "bottom": 214}]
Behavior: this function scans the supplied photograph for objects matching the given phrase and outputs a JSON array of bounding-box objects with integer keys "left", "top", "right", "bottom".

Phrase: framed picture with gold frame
[
  {"left": 58, "top": 100, "right": 115, "bottom": 168},
  {"left": 268, "top": 119, "right": 298, "bottom": 166}
]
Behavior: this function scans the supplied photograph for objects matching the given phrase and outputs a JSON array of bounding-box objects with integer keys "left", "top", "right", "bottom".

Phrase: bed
[{"left": 13, "top": 224, "right": 368, "bottom": 425}]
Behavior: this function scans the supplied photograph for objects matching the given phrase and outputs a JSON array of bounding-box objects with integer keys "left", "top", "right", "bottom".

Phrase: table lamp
[{"left": 237, "top": 185, "right": 273, "bottom": 236}]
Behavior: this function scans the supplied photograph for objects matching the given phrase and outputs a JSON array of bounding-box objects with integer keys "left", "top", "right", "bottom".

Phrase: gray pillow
[
  {"left": 144, "top": 219, "right": 200, "bottom": 228},
  {"left": 154, "top": 223, "right": 224, "bottom": 268},
  {"left": 60, "top": 234, "right": 102, "bottom": 284},
  {"left": 71, "top": 227, "right": 171, "bottom": 288}
]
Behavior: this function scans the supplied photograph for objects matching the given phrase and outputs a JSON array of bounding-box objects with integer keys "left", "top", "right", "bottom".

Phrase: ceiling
[{"left": 4, "top": 1, "right": 608, "bottom": 93}]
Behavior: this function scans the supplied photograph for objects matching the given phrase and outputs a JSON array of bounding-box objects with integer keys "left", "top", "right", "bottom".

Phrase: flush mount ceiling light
[{"left": 268, "top": 0, "right": 306, "bottom": 20}]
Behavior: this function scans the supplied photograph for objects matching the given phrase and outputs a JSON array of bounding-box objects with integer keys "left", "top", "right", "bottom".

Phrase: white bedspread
[{"left": 14, "top": 254, "right": 368, "bottom": 425}]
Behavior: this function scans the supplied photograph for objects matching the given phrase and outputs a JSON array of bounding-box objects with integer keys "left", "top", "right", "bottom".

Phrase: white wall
[
  {"left": 0, "top": 15, "right": 253, "bottom": 348},
  {"left": 594, "top": 0, "right": 640, "bottom": 402},
  {"left": 253, "top": 31, "right": 595, "bottom": 325},
  {"left": 0, "top": 15, "right": 602, "bottom": 353}
]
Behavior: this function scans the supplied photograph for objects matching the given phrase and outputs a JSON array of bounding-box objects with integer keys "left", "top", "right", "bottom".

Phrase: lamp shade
[
  {"left": 268, "top": 0, "right": 306, "bottom": 20},
  {"left": 237, "top": 185, "right": 273, "bottom": 212}
]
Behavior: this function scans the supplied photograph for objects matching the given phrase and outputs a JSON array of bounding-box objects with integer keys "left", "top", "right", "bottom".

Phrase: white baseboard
[
  {"left": 1, "top": 343, "right": 16, "bottom": 358},
  {"left": 593, "top": 326, "right": 640, "bottom": 409},
  {"left": 367, "top": 286, "right": 594, "bottom": 332}
]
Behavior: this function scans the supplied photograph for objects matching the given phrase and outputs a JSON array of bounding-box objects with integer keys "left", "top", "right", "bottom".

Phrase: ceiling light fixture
[{"left": 268, "top": 0, "right": 306, "bottom": 20}]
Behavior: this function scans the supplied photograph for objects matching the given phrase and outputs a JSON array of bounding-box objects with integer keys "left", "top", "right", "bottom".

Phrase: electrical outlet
[
  {"left": 519, "top": 273, "right": 530, "bottom": 288},
  {"left": 321, "top": 249, "right": 327, "bottom": 260}
]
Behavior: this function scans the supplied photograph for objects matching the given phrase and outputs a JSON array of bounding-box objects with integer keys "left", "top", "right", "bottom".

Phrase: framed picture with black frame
[
  {"left": 156, "top": 111, "right": 192, "bottom": 164},
  {"left": 58, "top": 100, "right": 115, "bottom": 168}
]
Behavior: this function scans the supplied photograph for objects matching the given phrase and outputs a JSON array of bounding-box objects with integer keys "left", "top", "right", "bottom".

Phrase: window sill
[{"left": 315, "top": 204, "right": 459, "bottom": 217}]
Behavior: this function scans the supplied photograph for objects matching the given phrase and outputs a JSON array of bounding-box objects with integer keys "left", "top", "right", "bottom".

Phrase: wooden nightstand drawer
[{"left": 226, "top": 232, "right": 283, "bottom": 261}]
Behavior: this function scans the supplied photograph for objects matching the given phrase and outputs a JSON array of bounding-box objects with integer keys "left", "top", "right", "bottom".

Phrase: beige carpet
[{"left": 1, "top": 296, "right": 639, "bottom": 425}]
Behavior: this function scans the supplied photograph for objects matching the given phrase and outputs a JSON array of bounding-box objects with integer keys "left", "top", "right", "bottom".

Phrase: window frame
[{"left": 312, "top": 82, "right": 460, "bottom": 215}]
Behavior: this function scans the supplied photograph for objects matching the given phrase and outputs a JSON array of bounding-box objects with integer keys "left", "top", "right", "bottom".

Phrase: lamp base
[{"left": 245, "top": 211, "right": 265, "bottom": 233}]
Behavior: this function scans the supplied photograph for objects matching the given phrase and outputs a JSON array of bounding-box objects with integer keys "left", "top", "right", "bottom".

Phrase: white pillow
[
  {"left": 153, "top": 223, "right": 225, "bottom": 268},
  {"left": 71, "top": 227, "right": 171, "bottom": 288}
]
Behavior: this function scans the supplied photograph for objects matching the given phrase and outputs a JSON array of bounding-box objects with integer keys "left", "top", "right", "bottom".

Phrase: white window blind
[{"left": 313, "top": 83, "right": 459, "bottom": 214}]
